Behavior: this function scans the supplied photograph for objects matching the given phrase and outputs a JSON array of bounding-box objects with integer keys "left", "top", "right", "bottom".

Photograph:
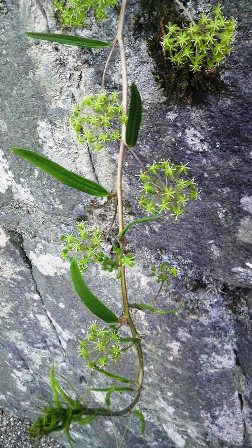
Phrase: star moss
[
  {"left": 53, "top": 0, "right": 119, "bottom": 27},
  {"left": 162, "top": 3, "right": 236, "bottom": 72}
]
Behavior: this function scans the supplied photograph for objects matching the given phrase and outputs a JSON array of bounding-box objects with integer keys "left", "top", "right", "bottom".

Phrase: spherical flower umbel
[
  {"left": 79, "top": 324, "right": 123, "bottom": 370},
  {"left": 70, "top": 92, "right": 127, "bottom": 151},
  {"left": 138, "top": 160, "right": 199, "bottom": 218}
]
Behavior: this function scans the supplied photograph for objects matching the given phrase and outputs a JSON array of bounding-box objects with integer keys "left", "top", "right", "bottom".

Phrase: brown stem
[
  {"left": 73, "top": 0, "right": 144, "bottom": 422},
  {"left": 115, "top": 0, "right": 144, "bottom": 413},
  {"left": 105, "top": 198, "right": 118, "bottom": 240},
  {"left": 150, "top": 280, "right": 165, "bottom": 305},
  {"left": 128, "top": 147, "right": 146, "bottom": 170},
  {"left": 102, "top": 38, "right": 118, "bottom": 90}
]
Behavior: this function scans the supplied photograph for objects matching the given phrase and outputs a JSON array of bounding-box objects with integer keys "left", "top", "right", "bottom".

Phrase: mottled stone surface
[
  {"left": 0, "top": 409, "right": 64, "bottom": 448},
  {"left": 0, "top": 0, "right": 252, "bottom": 447}
]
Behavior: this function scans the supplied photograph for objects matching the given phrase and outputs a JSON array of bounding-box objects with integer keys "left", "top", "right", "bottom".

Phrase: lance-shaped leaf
[
  {"left": 119, "top": 215, "right": 164, "bottom": 240},
  {"left": 70, "top": 258, "right": 118, "bottom": 323},
  {"left": 50, "top": 370, "right": 76, "bottom": 408},
  {"left": 133, "top": 410, "right": 145, "bottom": 434},
  {"left": 105, "top": 386, "right": 133, "bottom": 408},
  {"left": 12, "top": 148, "right": 109, "bottom": 197},
  {"left": 91, "top": 386, "right": 133, "bottom": 393},
  {"left": 92, "top": 365, "right": 132, "bottom": 383},
  {"left": 129, "top": 302, "right": 183, "bottom": 315},
  {"left": 26, "top": 32, "right": 110, "bottom": 48},
  {"left": 126, "top": 83, "right": 142, "bottom": 147},
  {"left": 73, "top": 415, "right": 96, "bottom": 426},
  {"left": 91, "top": 386, "right": 133, "bottom": 407},
  {"left": 119, "top": 337, "right": 141, "bottom": 344}
]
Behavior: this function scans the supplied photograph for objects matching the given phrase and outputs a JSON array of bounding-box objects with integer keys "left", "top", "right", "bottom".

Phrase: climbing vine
[{"left": 11, "top": 0, "right": 235, "bottom": 446}]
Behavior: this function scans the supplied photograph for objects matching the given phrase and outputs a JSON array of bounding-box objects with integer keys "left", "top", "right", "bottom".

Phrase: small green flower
[
  {"left": 109, "top": 345, "right": 122, "bottom": 361},
  {"left": 97, "top": 329, "right": 107, "bottom": 340},
  {"left": 171, "top": 205, "right": 185, "bottom": 218},
  {"left": 151, "top": 261, "right": 177, "bottom": 285},
  {"left": 97, "top": 355, "right": 108, "bottom": 367},
  {"left": 79, "top": 347, "right": 90, "bottom": 359},
  {"left": 76, "top": 222, "right": 88, "bottom": 239},
  {"left": 96, "top": 341, "right": 106, "bottom": 352},
  {"left": 60, "top": 223, "right": 121, "bottom": 275},
  {"left": 169, "top": 266, "right": 177, "bottom": 277},
  {"left": 109, "top": 330, "right": 120, "bottom": 343},
  {"left": 120, "top": 254, "right": 135, "bottom": 268},
  {"left": 86, "top": 361, "right": 95, "bottom": 370}
]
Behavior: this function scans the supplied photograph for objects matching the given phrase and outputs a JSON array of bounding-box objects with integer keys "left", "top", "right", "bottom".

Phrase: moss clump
[
  {"left": 162, "top": 4, "right": 236, "bottom": 73},
  {"left": 53, "top": 0, "right": 118, "bottom": 28},
  {"left": 137, "top": 0, "right": 232, "bottom": 103}
]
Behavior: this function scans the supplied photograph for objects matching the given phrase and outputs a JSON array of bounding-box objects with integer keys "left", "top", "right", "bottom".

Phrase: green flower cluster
[
  {"left": 70, "top": 92, "right": 127, "bottom": 151},
  {"left": 151, "top": 262, "right": 177, "bottom": 285},
  {"left": 61, "top": 222, "right": 135, "bottom": 273},
  {"left": 161, "top": 4, "right": 236, "bottom": 72},
  {"left": 53, "top": 0, "right": 118, "bottom": 27},
  {"left": 138, "top": 160, "right": 199, "bottom": 217},
  {"left": 79, "top": 323, "right": 122, "bottom": 369}
]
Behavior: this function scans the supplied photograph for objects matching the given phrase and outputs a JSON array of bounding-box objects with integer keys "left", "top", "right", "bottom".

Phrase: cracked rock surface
[{"left": 0, "top": 0, "right": 252, "bottom": 447}]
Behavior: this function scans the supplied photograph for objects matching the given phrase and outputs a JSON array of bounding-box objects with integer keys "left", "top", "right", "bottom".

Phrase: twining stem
[
  {"left": 105, "top": 197, "right": 118, "bottom": 240},
  {"left": 67, "top": 0, "right": 144, "bottom": 422},
  {"left": 115, "top": 0, "right": 144, "bottom": 417}
]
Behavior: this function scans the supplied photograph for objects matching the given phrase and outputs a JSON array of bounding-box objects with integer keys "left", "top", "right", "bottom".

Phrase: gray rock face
[{"left": 0, "top": 0, "right": 251, "bottom": 447}]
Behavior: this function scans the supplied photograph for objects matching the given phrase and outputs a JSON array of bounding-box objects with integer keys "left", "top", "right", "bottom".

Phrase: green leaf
[
  {"left": 26, "top": 32, "right": 110, "bottom": 48},
  {"left": 119, "top": 337, "right": 141, "bottom": 344},
  {"left": 12, "top": 148, "right": 109, "bottom": 197},
  {"left": 50, "top": 370, "right": 61, "bottom": 408},
  {"left": 133, "top": 410, "right": 145, "bottom": 434},
  {"left": 92, "top": 365, "right": 132, "bottom": 383},
  {"left": 74, "top": 415, "right": 96, "bottom": 426},
  {"left": 91, "top": 386, "right": 133, "bottom": 393},
  {"left": 119, "top": 215, "right": 164, "bottom": 240},
  {"left": 91, "top": 386, "right": 133, "bottom": 406},
  {"left": 105, "top": 386, "right": 133, "bottom": 407},
  {"left": 126, "top": 83, "right": 142, "bottom": 147},
  {"left": 50, "top": 370, "right": 76, "bottom": 408},
  {"left": 129, "top": 302, "right": 183, "bottom": 315},
  {"left": 70, "top": 258, "right": 118, "bottom": 323},
  {"left": 105, "top": 391, "right": 111, "bottom": 408}
]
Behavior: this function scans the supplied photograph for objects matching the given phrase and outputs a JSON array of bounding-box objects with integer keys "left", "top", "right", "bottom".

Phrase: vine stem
[
  {"left": 116, "top": 0, "right": 144, "bottom": 409},
  {"left": 70, "top": 0, "right": 144, "bottom": 421},
  {"left": 102, "top": 38, "right": 118, "bottom": 90}
]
